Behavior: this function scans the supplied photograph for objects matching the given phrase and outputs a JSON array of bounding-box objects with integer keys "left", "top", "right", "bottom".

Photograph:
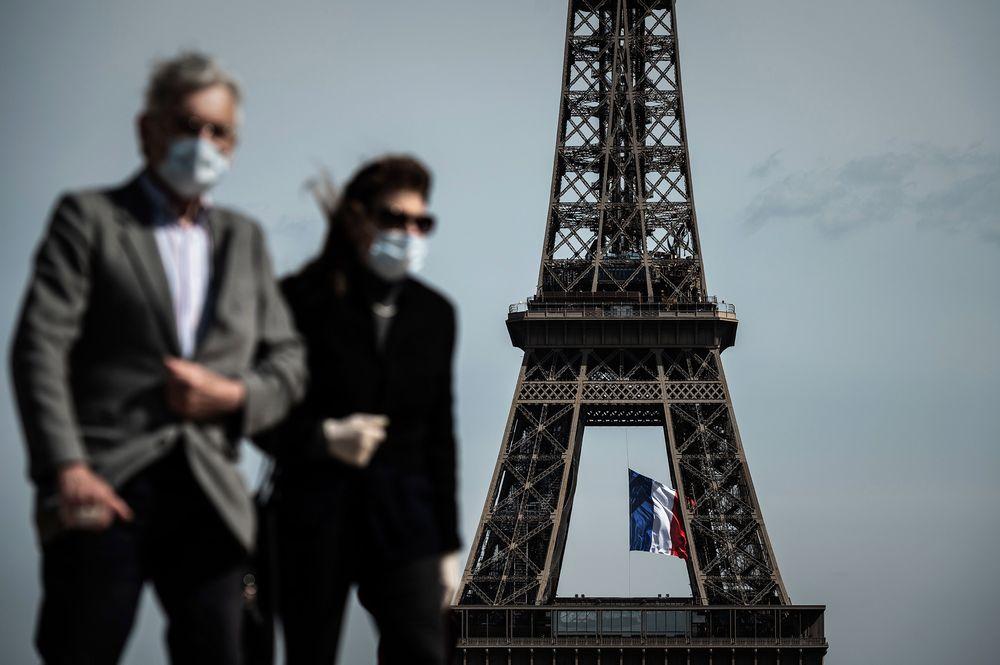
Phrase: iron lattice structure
[
  {"left": 536, "top": 0, "right": 703, "bottom": 305},
  {"left": 454, "top": 1, "right": 826, "bottom": 662}
]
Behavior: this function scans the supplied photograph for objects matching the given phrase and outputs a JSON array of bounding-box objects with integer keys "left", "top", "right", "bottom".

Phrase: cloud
[
  {"left": 744, "top": 145, "right": 1000, "bottom": 243},
  {"left": 748, "top": 150, "right": 782, "bottom": 179}
]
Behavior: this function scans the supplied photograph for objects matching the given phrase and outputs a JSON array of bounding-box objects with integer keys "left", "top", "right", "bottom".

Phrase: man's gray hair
[{"left": 144, "top": 51, "right": 241, "bottom": 117}]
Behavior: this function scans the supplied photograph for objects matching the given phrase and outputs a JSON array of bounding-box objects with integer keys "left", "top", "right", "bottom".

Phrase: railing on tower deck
[
  {"left": 508, "top": 297, "right": 736, "bottom": 318},
  {"left": 454, "top": 605, "right": 826, "bottom": 647}
]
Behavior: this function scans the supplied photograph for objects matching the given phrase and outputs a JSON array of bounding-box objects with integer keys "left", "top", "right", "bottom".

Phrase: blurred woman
[{"left": 257, "top": 155, "right": 460, "bottom": 664}]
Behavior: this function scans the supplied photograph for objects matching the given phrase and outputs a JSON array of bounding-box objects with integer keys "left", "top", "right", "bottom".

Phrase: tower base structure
[{"left": 455, "top": 600, "right": 827, "bottom": 665}]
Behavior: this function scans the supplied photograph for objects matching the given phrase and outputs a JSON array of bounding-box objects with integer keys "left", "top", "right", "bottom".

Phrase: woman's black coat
[{"left": 257, "top": 260, "right": 460, "bottom": 562}]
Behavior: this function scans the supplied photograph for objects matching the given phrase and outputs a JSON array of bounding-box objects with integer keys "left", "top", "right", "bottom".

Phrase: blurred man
[{"left": 9, "top": 52, "right": 305, "bottom": 665}]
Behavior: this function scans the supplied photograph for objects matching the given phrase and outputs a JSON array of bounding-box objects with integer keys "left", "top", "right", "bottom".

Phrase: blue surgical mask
[
  {"left": 367, "top": 230, "right": 429, "bottom": 282},
  {"left": 407, "top": 234, "right": 429, "bottom": 274},
  {"left": 156, "top": 136, "right": 230, "bottom": 199}
]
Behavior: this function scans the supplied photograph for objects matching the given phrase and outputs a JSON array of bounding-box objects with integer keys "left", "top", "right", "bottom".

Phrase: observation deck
[
  {"left": 506, "top": 297, "right": 738, "bottom": 351},
  {"left": 455, "top": 602, "right": 828, "bottom": 664}
]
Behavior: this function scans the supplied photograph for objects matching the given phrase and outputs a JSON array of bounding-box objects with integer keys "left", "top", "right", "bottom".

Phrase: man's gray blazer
[{"left": 9, "top": 173, "right": 307, "bottom": 549}]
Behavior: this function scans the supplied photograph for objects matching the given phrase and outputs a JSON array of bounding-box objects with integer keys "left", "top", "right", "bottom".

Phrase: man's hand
[
  {"left": 164, "top": 357, "right": 246, "bottom": 421},
  {"left": 57, "top": 462, "right": 133, "bottom": 531},
  {"left": 321, "top": 414, "right": 389, "bottom": 467},
  {"left": 439, "top": 550, "right": 461, "bottom": 608}
]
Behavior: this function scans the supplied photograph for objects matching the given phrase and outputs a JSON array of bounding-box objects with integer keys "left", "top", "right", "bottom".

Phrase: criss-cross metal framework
[
  {"left": 455, "top": 0, "right": 826, "bottom": 661},
  {"left": 538, "top": 0, "right": 703, "bottom": 304}
]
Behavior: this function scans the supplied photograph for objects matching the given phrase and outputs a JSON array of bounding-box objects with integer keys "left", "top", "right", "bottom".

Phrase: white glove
[
  {"left": 321, "top": 413, "right": 389, "bottom": 467},
  {"left": 439, "top": 550, "right": 461, "bottom": 608}
]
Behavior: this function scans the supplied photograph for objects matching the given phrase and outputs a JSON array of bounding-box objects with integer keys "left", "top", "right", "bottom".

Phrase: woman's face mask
[{"left": 367, "top": 230, "right": 429, "bottom": 282}]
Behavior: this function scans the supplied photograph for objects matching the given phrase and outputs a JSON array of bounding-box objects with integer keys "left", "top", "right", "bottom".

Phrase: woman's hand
[
  {"left": 439, "top": 550, "right": 461, "bottom": 608},
  {"left": 321, "top": 414, "right": 389, "bottom": 467}
]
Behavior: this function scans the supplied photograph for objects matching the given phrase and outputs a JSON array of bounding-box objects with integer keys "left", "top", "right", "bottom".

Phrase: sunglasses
[{"left": 375, "top": 207, "right": 436, "bottom": 235}]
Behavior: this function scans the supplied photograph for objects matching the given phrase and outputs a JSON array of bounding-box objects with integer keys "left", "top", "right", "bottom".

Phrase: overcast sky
[{"left": 2, "top": 1, "right": 998, "bottom": 663}]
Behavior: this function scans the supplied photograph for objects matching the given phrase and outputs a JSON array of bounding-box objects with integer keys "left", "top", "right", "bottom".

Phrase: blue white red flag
[{"left": 628, "top": 469, "right": 689, "bottom": 559}]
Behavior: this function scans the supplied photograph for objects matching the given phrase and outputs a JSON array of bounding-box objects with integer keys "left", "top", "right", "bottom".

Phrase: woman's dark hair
[{"left": 318, "top": 155, "right": 432, "bottom": 272}]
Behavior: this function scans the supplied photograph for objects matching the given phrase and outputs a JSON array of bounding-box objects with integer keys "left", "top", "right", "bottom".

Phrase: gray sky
[{"left": 2, "top": 1, "right": 998, "bottom": 663}]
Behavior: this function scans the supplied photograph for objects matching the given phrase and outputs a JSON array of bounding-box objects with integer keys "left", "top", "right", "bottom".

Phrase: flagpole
[{"left": 626, "top": 429, "right": 631, "bottom": 598}]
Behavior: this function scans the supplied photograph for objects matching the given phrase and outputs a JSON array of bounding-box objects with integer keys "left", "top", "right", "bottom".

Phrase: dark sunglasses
[
  {"left": 168, "top": 114, "right": 238, "bottom": 143},
  {"left": 374, "top": 207, "right": 436, "bottom": 235}
]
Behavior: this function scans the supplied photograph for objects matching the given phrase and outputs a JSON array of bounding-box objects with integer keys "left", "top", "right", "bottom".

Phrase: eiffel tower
[{"left": 453, "top": 1, "right": 827, "bottom": 663}]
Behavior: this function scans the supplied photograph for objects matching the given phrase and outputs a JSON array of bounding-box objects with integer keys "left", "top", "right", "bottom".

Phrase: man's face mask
[
  {"left": 367, "top": 230, "right": 429, "bottom": 282},
  {"left": 156, "top": 136, "right": 231, "bottom": 199}
]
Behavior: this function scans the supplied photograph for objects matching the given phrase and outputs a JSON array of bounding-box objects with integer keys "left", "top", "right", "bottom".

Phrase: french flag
[{"left": 628, "top": 469, "right": 689, "bottom": 560}]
